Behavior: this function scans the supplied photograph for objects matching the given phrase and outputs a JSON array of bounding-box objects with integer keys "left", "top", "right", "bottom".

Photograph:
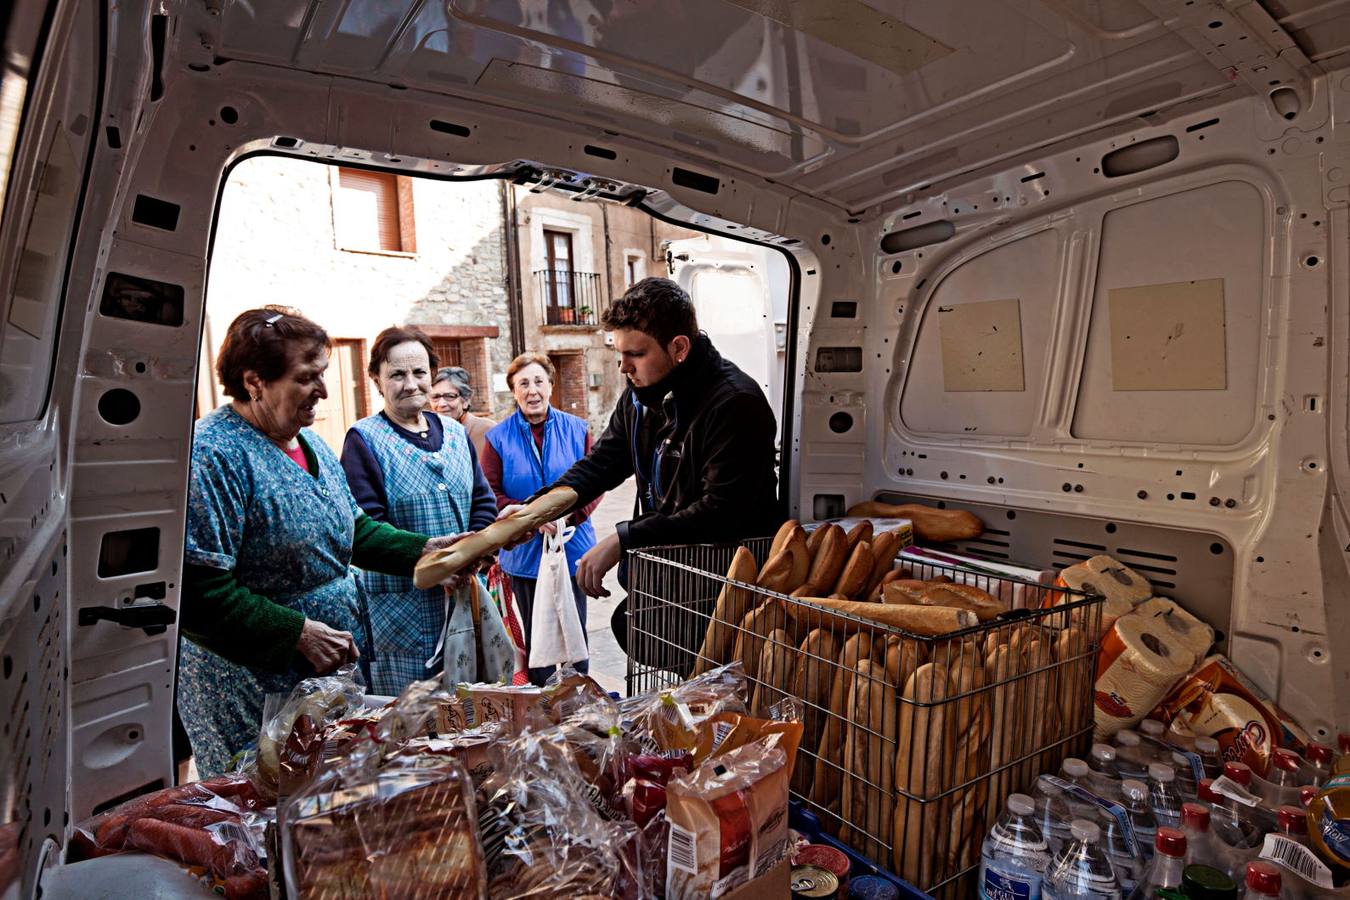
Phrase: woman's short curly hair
[
  {"left": 506, "top": 351, "right": 555, "bottom": 386},
  {"left": 367, "top": 325, "right": 439, "bottom": 380},
  {"left": 216, "top": 306, "right": 330, "bottom": 400}
]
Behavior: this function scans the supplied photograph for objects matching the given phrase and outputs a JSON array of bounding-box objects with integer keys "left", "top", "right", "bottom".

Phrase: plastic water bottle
[
  {"left": 1113, "top": 731, "right": 1152, "bottom": 782},
  {"left": 1276, "top": 804, "right": 1310, "bottom": 847},
  {"left": 1148, "top": 762, "right": 1182, "bottom": 829},
  {"left": 980, "top": 793, "right": 1053, "bottom": 900},
  {"left": 1034, "top": 774, "right": 1076, "bottom": 856},
  {"left": 1181, "top": 802, "right": 1219, "bottom": 870},
  {"left": 1218, "top": 762, "right": 1276, "bottom": 833},
  {"left": 1256, "top": 747, "right": 1305, "bottom": 807},
  {"left": 1139, "top": 718, "right": 1168, "bottom": 750},
  {"left": 1194, "top": 736, "right": 1224, "bottom": 778},
  {"left": 1044, "top": 819, "right": 1122, "bottom": 899},
  {"left": 1061, "top": 758, "right": 1099, "bottom": 817},
  {"left": 1138, "top": 827, "right": 1188, "bottom": 898},
  {"left": 1302, "top": 741, "right": 1334, "bottom": 786},
  {"left": 1095, "top": 806, "right": 1143, "bottom": 893},
  {"left": 1171, "top": 751, "right": 1200, "bottom": 802},
  {"left": 1120, "top": 779, "right": 1158, "bottom": 861},
  {"left": 1089, "top": 744, "right": 1123, "bottom": 798},
  {"left": 1239, "top": 861, "right": 1281, "bottom": 899}
]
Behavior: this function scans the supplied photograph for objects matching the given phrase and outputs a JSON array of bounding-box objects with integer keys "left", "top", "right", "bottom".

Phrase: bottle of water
[
  {"left": 1061, "top": 758, "right": 1099, "bottom": 818},
  {"left": 1194, "top": 736, "right": 1224, "bottom": 778},
  {"left": 1139, "top": 718, "right": 1169, "bottom": 752},
  {"left": 1113, "top": 731, "right": 1152, "bottom": 782},
  {"left": 1120, "top": 779, "right": 1158, "bottom": 861},
  {"left": 1095, "top": 806, "right": 1143, "bottom": 894},
  {"left": 1255, "top": 748, "right": 1304, "bottom": 808},
  {"left": 1276, "top": 804, "right": 1311, "bottom": 848},
  {"left": 1138, "top": 826, "right": 1188, "bottom": 898},
  {"left": 1181, "top": 801, "right": 1219, "bottom": 870},
  {"left": 1239, "top": 861, "right": 1281, "bottom": 899},
  {"left": 1302, "top": 741, "right": 1334, "bottom": 786},
  {"left": 980, "top": 793, "right": 1053, "bottom": 900},
  {"left": 1044, "top": 819, "right": 1122, "bottom": 899},
  {"left": 1089, "top": 744, "right": 1123, "bottom": 798},
  {"left": 1034, "top": 774, "right": 1076, "bottom": 856},
  {"left": 1171, "top": 751, "right": 1200, "bottom": 803},
  {"left": 1148, "top": 762, "right": 1182, "bottom": 830}
]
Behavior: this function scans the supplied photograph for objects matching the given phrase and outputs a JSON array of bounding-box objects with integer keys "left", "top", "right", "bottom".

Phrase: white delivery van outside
[{"left": 1, "top": 0, "right": 1348, "bottom": 895}]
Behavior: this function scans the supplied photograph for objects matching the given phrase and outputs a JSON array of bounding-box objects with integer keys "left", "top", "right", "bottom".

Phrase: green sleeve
[
  {"left": 351, "top": 513, "right": 427, "bottom": 576},
  {"left": 180, "top": 564, "right": 306, "bottom": 673}
]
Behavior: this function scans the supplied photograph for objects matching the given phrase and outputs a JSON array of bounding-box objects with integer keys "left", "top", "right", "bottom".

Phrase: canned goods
[
  {"left": 792, "top": 844, "right": 850, "bottom": 893},
  {"left": 791, "top": 864, "right": 841, "bottom": 898},
  {"left": 847, "top": 873, "right": 900, "bottom": 900}
]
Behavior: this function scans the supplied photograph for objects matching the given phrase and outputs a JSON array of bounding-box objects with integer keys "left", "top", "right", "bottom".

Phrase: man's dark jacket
[{"left": 550, "top": 333, "right": 780, "bottom": 549}]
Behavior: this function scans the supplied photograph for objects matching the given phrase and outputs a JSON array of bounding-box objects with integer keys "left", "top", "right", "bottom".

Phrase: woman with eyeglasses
[{"left": 428, "top": 366, "right": 494, "bottom": 456}]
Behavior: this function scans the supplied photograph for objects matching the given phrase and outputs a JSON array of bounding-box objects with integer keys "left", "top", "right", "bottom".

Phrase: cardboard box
[{"left": 723, "top": 859, "right": 790, "bottom": 899}]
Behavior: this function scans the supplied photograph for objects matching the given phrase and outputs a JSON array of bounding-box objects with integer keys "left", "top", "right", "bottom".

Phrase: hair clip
[{"left": 263, "top": 313, "right": 284, "bottom": 327}]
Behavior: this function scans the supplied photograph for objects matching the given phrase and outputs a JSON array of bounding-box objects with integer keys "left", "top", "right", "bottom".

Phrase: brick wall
[
  {"left": 550, "top": 351, "right": 588, "bottom": 419},
  {"left": 460, "top": 338, "right": 494, "bottom": 416}
]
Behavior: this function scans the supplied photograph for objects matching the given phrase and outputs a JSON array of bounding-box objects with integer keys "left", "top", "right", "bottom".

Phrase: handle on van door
[{"left": 79, "top": 603, "right": 177, "bottom": 636}]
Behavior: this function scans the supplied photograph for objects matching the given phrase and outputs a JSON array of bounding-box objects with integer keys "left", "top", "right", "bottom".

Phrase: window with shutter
[{"left": 332, "top": 168, "right": 414, "bottom": 254}]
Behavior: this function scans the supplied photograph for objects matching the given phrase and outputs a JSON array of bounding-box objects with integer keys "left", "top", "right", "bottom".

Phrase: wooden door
[
  {"left": 544, "top": 228, "right": 575, "bottom": 312},
  {"left": 309, "top": 339, "right": 368, "bottom": 453}
]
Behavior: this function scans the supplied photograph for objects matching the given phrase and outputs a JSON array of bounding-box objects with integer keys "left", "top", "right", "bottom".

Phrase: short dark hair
[
  {"left": 602, "top": 277, "right": 698, "bottom": 347},
  {"left": 216, "top": 306, "right": 330, "bottom": 401},
  {"left": 368, "top": 326, "right": 439, "bottom": 379}
]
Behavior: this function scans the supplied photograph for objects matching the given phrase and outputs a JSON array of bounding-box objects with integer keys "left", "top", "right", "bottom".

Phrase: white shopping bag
[{"left": 529, "top": 520, "right": 588, "bottom": 668}]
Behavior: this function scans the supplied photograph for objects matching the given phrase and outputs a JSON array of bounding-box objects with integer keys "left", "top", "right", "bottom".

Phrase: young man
[{"left": 512, "top": 277, "right": 781, "bottom": 666}]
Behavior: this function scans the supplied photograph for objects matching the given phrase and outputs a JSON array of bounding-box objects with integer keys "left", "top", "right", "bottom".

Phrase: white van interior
[{"left": 2, "top": 0, "right": 1348, "bottom": 893}]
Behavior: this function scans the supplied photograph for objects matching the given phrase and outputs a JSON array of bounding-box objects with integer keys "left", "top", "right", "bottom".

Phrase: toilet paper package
[
  {"left": 1150, "top": 654, "right": 1310, "bottom": 777},
  {"left": 1093, "top": 610, "right": 1197, "bottom": 740}
]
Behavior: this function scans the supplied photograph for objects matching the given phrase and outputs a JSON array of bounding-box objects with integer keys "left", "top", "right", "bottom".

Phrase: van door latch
[{"left": 79, "top": 603, "right": 177, "bottom": 636}]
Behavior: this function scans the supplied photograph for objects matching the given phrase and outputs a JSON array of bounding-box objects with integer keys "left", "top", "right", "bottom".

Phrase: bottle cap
[
  {"left": 1155, "top": 826, "right": 1187, "bottom": 858},
  {"left": 1300, "top": 785, "right": 1319, "bottom": 808},
  {"left": 1062, "top": 758, "right": 1090, "bottom": 778},
  {"left": 1149, "top": 761, "right": 1176, "bottom": 783},
  {"left": 1244, "top": 860, "right": 1282, "bottom": 895},
  {"left": 1223, "top": 761, "right": 1253, "bottom": 785},
  {"left": 1182, "top": 802, "right": 1211, "bottom": 830},
  {"left": 1069, "top": 819, "right": 1100, "bottom": 843},
  {"left": 1122, "top": 779, "right": 1148, "bottom": 801},
  {"left": 1306, "top": 741, "right": 1333, "bottom": 765},
  {"left": 1198, "top": 779, "right": 1221, "bottom": 803},
  {"left": 1278, "top": 805, "right": 1308, "bottom": 834},
  {"left": 1116, "top": 729, "right": 1141, "bottom": 747},
  {"left": 1272, "top": 748, "right": 1302, "bottom": 772},
  {"left": 1091, "top": 742, "right": 1117, "bottom": 762},
  {"left": 1140, "top": 718, "right": 1166, "bottom": 738},
  {"left": 1007, "top": 793, "right": 1035, "bottom": 816},
  {"left": 1195, "top": 735, "right": 1220, "bottom": 755},
  {"left": 1182, "top": 864, "right": 1238, "bottom": 899}
]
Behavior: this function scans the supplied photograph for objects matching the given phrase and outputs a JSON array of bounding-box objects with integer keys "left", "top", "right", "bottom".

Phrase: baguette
[
  {"left": 791, "top": 628, "right": 842, "bottom": 797},
  {"left": 785, "top": 529, "right": 812, "bottom": 592},
  {"left": 840, "top": 657, "right": 901, "bottom": 859},
  {"left": 769, "top": 519, "right": 800, "bottom": 558},
  {"left": 833, "top": 541, "right": 875, "bottom": 599},
  {"left": 1053, "top": 626, "right": 1091, "bottom": 748},
  {"left": 805, "top": 523, "right": 829, "bottom": 556},
  {"left": 846, "top": 501, "right": 984, "bottom": 544},
  {"left": 915, "top": 583, "right": 1008, "bottom": 622},
  {"left": 863, "top": 530, "right": 906, "bottom": 597},
  {"left": 756, "top": 548, "right": 795, "bottom": 594},
  {"left": 810, "top": 632, "right": 876, "bottom": 820},
  {"left": 731, "top": 602, "right": 784, "bottom": 682},
  {"left": 692, "top": 546, "right": 759, "bottom": 676},
  {"left": 844, "top": 520, "right": 874, "bottom": 553},
  {"left": 802, "top": 525, "right": 848, "bottom": 594},
  {"left": 413, "top": 487, "right": 578, "bottom": 587},
  {"left": 944, "top": 649, "right": 992, "bottom": 876},
  {"left": 983, "top": 644, "right": 1026, "bottom": 829},
  {"left": 751, "top": 628, "right": 790, "bottom": 716},
  {"left": 1019, "top": 635, "right": 1057, "bottom": 781},
  {"left": 866, "top": 567, "right": 906, "bottom": 603},
  {"left": 785, "top": 597, "right": 978, "bottom": 637},
  {"left": 881, "top": 580, "right": 929, "bottom": 604},
  {"left": 893, "top": 663, "right": 954, "bottom": 888}
]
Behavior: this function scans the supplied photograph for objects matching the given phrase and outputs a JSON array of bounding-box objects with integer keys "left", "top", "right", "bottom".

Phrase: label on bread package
[{"left": 1043, "top": 775, "right": 1139, "bottom": 857}]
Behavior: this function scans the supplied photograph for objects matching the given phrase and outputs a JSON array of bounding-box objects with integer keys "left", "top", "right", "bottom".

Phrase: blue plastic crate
[{"left": 789, "top": 801, "right": 933, "bottom": 899}]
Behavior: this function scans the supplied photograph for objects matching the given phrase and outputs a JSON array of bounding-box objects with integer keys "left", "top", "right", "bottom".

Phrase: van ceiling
[{"left": 188, "top": 0, "right": 1350, "bottom": 213}]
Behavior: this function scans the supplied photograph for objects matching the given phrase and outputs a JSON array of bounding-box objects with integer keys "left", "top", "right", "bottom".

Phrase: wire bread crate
[{"left": 626, "top": 536, "right": 1104, "bottom": 896}]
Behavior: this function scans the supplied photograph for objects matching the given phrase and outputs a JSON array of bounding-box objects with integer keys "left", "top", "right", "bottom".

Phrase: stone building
[{"left": 198, "top": 156, "right": 515, "bottom": 452}]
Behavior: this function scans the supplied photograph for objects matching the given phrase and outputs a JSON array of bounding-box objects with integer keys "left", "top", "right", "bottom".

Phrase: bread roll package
[
  {"left": 1151, "top": 654, "right": 1311, "bottom": 776},
  {"left": 1093, "top": 610, "right": 1196, "bottom": 740},
  {"left": 664, "top": 737, "right": 792, "bottom": 899}
]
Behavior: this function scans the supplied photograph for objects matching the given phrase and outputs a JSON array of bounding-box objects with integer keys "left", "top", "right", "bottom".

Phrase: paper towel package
[
  {"left": 1093, "top": 609, "right": 1197, "bottom": 739},
  {"left": 1051, "top": 554, "right": 1153, "bottom": 638},
  {"left": 1132, "top": 596, "right": 1215, "bottom": 661}
]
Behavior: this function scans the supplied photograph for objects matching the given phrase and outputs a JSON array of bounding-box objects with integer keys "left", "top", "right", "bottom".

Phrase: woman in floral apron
[
  {"left": 179, "top": 308, "right": 465, "bottom": 776},
  {"left": 341, "top": 326, "right": 514, "bottom": 696}
]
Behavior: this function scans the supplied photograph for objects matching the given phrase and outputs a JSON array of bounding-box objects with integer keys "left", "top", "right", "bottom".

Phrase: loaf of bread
[
  {"left": 863, "top": 529, "right": 905, "bottom": 596},
  {"left": 846, "top": 501, "right": 984, "bottom": 544},
  {"left": 1019, "top": 634, "right": 1058, "bottom": 781},
  {"left": 810, "top": 633, "right": 876, "bottom": 820},
  {"left": 805, "top": 523, "right": 829, "bottom": 556},
  {"left": 867, "top": 566, "right": 906, "bottom": 602},
  {"left": 833, "top": 541, "right": 875, "bottom": 599},
  {"left": 844, "top": 521, "right": 874, "bottom": 553},
  {"left": 693, "top": 546, "right": 759, "bottom": 676},
  {"left": 914, "top": 583, "right": 1007, "bottom": 622},
  {"left": 893, "top": 662, "right": 954, "bottom": 887},
  {"left": 944, "top": 648, "right": 992, "bottom": 875},
  {"left": 1052, "top": 626, "right": 1091, "bottom": 747},
  {"left": 790, "top": 628, "right": 841, "bottom": 797},
  {"left": 785, "top": 597, "right": 978, "bottom": 637},
  {"left": 984, "top": 643, "right": 1027, "bottom": 829},
  {"left": 802, "top": 525, "right": 849, "bottom": 595},
  {"left": 840, "top": 657, "right": 897, "bottom": 859},
  {"left": 751, "top": 628, "right": 790, "bottom": 716},
  {"left": 732, "top": 603, "right": 783, "bottom": 682},
  {"left": 413, "top": 487, "right": 578, "bottom": 587},
  {"left": 769, "top": 519, "right": 800, "bottom": 558},
  {"left": 756, "top": 546, "right": 795, "bottom": 595},
  {"left": 881, "top": 579, "right": 930, "bottom": 604}
]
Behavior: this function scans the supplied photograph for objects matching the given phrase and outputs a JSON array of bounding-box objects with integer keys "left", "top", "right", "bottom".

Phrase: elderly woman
[
  {"left": 341, "top": 327, "right": 513, "bottom": 695},
  {"left": 179, "top": 308, "right": 462, "bottom": 776},
  {"left": 480, "top": 352, "right": 601, "bottom": 685},
  {"left": 428, "top": 366, "right": 494, "bottom": 455}
]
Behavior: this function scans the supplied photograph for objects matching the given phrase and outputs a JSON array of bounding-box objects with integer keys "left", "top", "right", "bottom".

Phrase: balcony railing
[{"left": 534, "top": 269, "right": 604, "bottom": 327}]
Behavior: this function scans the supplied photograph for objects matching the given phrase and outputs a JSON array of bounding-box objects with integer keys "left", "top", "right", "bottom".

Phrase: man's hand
[
  {"left": 295, "top": 618, "right": 358, "bottom": 673},
  {"left": 420, "top": 533, "right": 476, "bottom": 589},
  {"left": 575, "top": 533, "right": 622, "bottom": 598}
]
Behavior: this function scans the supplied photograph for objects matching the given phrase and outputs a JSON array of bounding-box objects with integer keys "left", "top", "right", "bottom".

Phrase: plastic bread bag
[
  {"left": 281, "top": 761, "right": 487, "bottom": 899},
  {"left": 253, "top": 663, "right": 367, "bottom": 798},
  {"left": 618, "top": 661, "right": 749, "bottom": 755},
  {"left": 478, "top": 725, "right": 642, "bottom": 899},
  {"left": 663, "top": 735, "right": 793, "bottom": 900},
  {"left": 71, "top": 775, "right": 270, "bottom": 898}
]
